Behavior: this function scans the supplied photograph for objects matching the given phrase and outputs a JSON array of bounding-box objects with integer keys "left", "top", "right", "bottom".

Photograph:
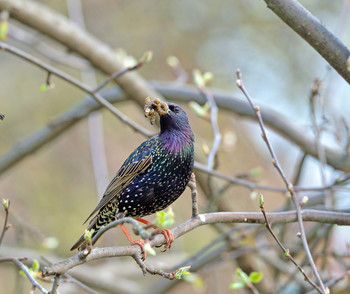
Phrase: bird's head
[{"left": 159, "top": 103, "right": 192, "bottom": 134}]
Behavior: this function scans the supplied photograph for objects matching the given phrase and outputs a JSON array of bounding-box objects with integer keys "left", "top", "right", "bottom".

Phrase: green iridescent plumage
[{"left": 71, "top": 103, "right": 194, "bottom": 251}]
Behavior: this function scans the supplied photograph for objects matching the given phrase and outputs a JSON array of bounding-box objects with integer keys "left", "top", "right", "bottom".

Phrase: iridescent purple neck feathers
[{"left": 159, "top": 103, "right": 194, "bottom": 153}]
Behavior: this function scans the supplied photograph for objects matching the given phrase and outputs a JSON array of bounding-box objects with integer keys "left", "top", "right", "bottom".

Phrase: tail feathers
[
  {"left": 70, "top": 218, "right": 98, "bottom": 251},
  {"left": 70, "top": 206, "right": 116, "bottom": 251}
]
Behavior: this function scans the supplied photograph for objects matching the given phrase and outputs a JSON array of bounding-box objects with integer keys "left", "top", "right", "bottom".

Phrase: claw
[
  {"left": 131, "top": 239, "right": 146, "bottom": 261},
  {"left": 161, "top": 229, "right": 174, "bottom": 252}
]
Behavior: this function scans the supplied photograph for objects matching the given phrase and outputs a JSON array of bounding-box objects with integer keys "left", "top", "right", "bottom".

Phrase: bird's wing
[{"left": 83, "top": 140, "right": 154, "bottom": 224}]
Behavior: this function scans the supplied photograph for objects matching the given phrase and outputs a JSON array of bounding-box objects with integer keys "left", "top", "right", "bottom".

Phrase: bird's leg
[
  {"left": 119, "top": 224, "right": 146, "bottom": 260},
  {"left": 135, "top": 218, "right": 174, "bottom": 251}
]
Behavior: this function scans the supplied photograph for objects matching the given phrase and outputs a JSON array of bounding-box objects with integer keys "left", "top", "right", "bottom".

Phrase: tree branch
[
  {"left": 0, "top": 0, "right": 162, "bottom": 107},
  {"left": 264, "top": 0, "right": 350, "bottom": 84},
  {"left": 0, "top": 257, "right": 48, "bottom": 294},
  {"left": 237, "top": 69, "right": 326, "bottom": 293},
  {"left": 41, "top": 209, "right": 350, "bottom": 276},
  {"left": 0, "top": 41, "right": 153, "bottom": 138},
  {"left": 2, "top": 82, "right": 350, "bottom": 177}
]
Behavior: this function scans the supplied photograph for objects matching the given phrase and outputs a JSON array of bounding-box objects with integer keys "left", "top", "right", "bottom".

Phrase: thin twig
[
  {"left": 93, "top": 50, "right": 152, "bottom": 93},
  {"left": 188, "top": 173, "right": 199, "bottom": 218},
  {"left": 0, "top": 257, "right": 48, "bottom": 294},
  {"left": 196, "top": 82, "right": 221, "bottom": 169},
  {"left": 0, "top": 41, "right": 153, "bottom": 138},
  {"left": 309, "top": 77, "right": 332, "bottom": 208},
  {"left": 236, "top": 69, "right": 327, "bottom": 294},
  {"left": 40, "top": 256, "right": 99, "bottom": 294},
  {"left": 258, "top": 195, "right": 323, "bottom": 294},
  {"left": 0, "top": 199, "right": 10, "bottom": 246},
  {"left": 133, "top": 255, "right": 176, "bottom": 280},
  {"left": 50, "top": 274, "right": 60, "bottom": 294},
  {"left": 2, "top": 82, "right": 350, "bottom": 174}
]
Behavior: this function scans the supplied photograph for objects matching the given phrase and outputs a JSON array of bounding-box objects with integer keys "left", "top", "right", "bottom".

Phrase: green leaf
[
  {"left": 160, "top": 219, "right": 173, "bottom": 230},
  {"left": 139, "top": 50, "right": 153, "bottom": 64},
  {"left": 155, "top": 208, "right": 175, "bottom": 229},
  {"left": 2, "top": 198, "right": 9, "bottom": 210},
  {"left": 40, "top": 84, "right": 48, "bottom": 92},
  {"left": 183, "top": 273, "right": 204, "bottom": 288},
  {"left": 188, "top": 101, "right": 208, "bottom": 118},
  {"left": 174, "top": 266, "right": 191, "bottom": 279},
  {"left": 249, "top": 272, "right": 263, "bottom": 284},
  {"left": 236, "top": 268, "right": 250, "bottom": 285},
  {"left": 84, "top": 229, "right": 95, "bottom": 241},
  {"left": 0, "top": 20, "right": 8, "bottom": 41},
  {"left": 39, "top": 82, "right": 55, "bottom": 92},
  {"left": 32, "top": 259, "right": 40, "bottom": 272},
  {"left": 229, "top": 282, "right": 244, "bottom": 290},
  {"left": 143, "top": 242, "right": 156, "bottom": 256},
  {"left": 192, "top": 69, "right": 204, "bottom": 88}
]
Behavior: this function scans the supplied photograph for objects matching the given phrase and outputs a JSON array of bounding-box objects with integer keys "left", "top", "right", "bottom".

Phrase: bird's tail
[
  {"left": 70, "top": 206, "right": 117, "bottom": 251},
  {"left": 70, "top": 218, "right": 99, "bottom": 251}
]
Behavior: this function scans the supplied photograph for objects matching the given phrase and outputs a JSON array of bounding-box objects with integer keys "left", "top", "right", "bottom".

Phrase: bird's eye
[{"left": 169, "top": 105, "right": 180, "bottom": 113}]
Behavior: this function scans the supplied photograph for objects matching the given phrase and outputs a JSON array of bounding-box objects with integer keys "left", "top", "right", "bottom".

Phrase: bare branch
[
  {"left": 0, "top": 257, "right": 48, "bottom": 294},
  {"left": 0, "top": 0, "right": 162, "bottom": 107},
  {"left": 41, "top": 209, "right": 350, "bottom": 276},
  {"left": 188, "top": 173, "right": 199, "bottom": 218},
  {"left": 264, "top": 0, "right": 350, "bottom": 84},
  {"left": 259, "top": 195, "right": 323, "bottom": 294},
  {"left": 0, "top": 199, "right": 10, "bottom": 246},
  {"left": 50, "top": 274, "right": 60, "bottom": 294},
  {"left": 236, "top": 69, "right": 327, "bottom": 293},
  {"left": 0, "top": 41, "right": 153, "bottom": 138}
]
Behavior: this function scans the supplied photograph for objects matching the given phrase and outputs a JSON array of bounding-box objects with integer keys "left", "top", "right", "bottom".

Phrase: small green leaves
[
  {"left": 40, "top": 82, "right": 55, "bottom": 92},
  {"left": 183, "top": 273, "right": 204, "bottom": 288},
  {"left": 139, "top": 50, "right": 153, "bottom": 65},
  {"left": 249, "top": 272, "right": 263, "bottom": 283},
  {"left": 285, "top": 248, "right": 290, "bottom": 257},
  {"left": 258, "top": 194, "right": 264, "bottom": 207},
  {"left": 115, "top": 48, "right": 137, "bottom": 67},
  {"left": 174, "top": 266, "right": 191, "bottom": 279},
  {"left": 155, "top": 207, "right": 175, "bottom": 230},
  {"left": 230, "top": 268, "right": 263, "bottom": 291},
  {"left": 19, "top": 259, "right": 40, "bottom": 279},
  {"left": 192, "top": 69, "right": 204, "bottom": 88},
  {"left": 0, "top": 11, "right": 9, "bottom": 41},
  {"left": 2, "top": 198, "right": 9, "bottom": 211},
  {"left": 300, "top": 195, "right": 309, "bottom": 206},
  {"left": 192, "top": 69, "right": 214, "bottom": 88},
  {"left": 236, "top": 268, "right": 250, "bottom": 285},
  {"left": 32, "top": 259, "right": 40, "bottom": 272},
  {"left": 229, "top": 282, "right": 244, "bottom": 290},
  {"left": 84, "top": 229, "right": 95, "bottom": 242},
  {"left": 143, "top": 242, "right": 156, "bottom": 256},
  {"left": 188, "top": 101, "right": 210, "bottom": 119}
]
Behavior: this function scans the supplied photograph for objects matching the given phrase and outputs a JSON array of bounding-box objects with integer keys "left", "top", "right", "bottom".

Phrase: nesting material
[{"left": 144, "top": 97, "right": 169, "bottom": 124}]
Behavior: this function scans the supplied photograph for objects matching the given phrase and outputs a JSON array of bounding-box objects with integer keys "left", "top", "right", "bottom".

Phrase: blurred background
[{"left": 0, "top": 0, "right": 350, "bottom": 293}]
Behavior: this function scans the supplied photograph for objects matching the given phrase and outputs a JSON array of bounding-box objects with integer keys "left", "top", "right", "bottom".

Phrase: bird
[{"left": 70, "top": 102, "right": 195, "bottom": 254}]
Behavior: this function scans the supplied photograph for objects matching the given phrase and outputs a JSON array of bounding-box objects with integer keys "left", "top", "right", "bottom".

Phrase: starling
[{"left": 71, "top": 102, "right": 195, "bottom": 251}]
